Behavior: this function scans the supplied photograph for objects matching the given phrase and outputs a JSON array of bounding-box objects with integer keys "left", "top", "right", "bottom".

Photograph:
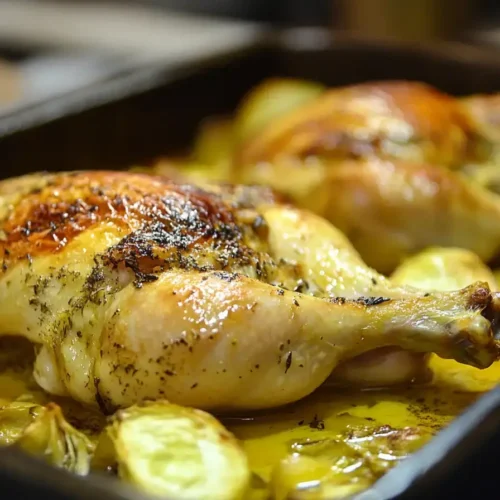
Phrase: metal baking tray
[
  {"left": 0, "top": 43, "right": 146, "bottom": 119},
  {"left": 1, "top": 29, "right": 500, "bottom": 499}
]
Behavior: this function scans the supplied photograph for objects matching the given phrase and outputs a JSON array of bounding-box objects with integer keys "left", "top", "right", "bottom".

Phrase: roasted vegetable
[
  {"left": 270, "top": 453, "right": 362, "bottom": 500},
  {"left": 462, "top": 162, "right": 500, "bottom": 195},
  {"left": 0, "top": 401, "right": 41, "bottom": 445},
  {"left": 234, "top": 78, "right": 325, "bottom": 144},
  {"left": 193, "top": 117, "right": 234, "bottom": 167},
  {"left": 391, "top": 247, "right": 498, "bottom": 291},
  {"left": 15, "top": 403, "right": 94, "bottom": 475},
  {"left": 94, "top": 401, "right": 250, "bottom": 500},
  {"left": 271, "top": 426, "right": 431, "bottom": 499}
]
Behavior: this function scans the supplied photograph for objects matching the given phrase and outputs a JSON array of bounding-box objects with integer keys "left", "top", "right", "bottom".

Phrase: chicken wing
[{"left": 0, "top": 171, "right": 498, "bottom": 413}]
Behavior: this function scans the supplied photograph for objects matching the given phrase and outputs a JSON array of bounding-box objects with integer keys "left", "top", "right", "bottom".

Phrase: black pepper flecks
[
  {"left": 355, "top": 296, "right": 391, "bottom": 306},
  {"left": 330, "top": 297, "right": 346, "bottom": 305}
]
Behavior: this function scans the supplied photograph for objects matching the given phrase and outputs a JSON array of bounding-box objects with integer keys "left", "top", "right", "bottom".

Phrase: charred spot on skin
[
  {"left": 276, "top": 288, "right": 285, "bottom": 296},
  {"left": 213, "top": 271, "right": 239, "bottom": 282},
  {"left": 285, "top": 352, "right": 293, "bottom": 373},
  {"left": 133, "top": 274, "right": 158, "bottom": 288},
  {"left": 356, "top": 296, "right": 391, "bottom": 306},
  {"left": 467, "top": 285, "right": 491, "bottom": 311},
  {"left": 293, "top": 298, "right": 300, "bottom": 307},
  {"left": 330, "top": 297, "right": 346, "bottom": 305}
]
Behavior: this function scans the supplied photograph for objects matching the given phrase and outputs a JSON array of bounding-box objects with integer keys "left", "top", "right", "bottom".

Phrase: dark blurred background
[
  {"left": 102, "top": 0, "right": 500, "bottom": 29},
  {"left": 2, "top": 0, "right": 500, "bottom": 113}
]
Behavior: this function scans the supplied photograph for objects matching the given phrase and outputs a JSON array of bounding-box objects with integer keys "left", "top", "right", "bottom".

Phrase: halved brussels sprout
[
  {"left": 16, "top": 402, "right": 94, "bottom": 475},
  {"left": 390, "top": 247, "right": 497, "bottom": 291},
  {"left": 0, "top": 401, "right": 41, "bottom": 445},
  {"left": 271, "top": 426, "right": 431, "bottom": 499},
  {"left": 271, "top": 453, "right": 369, "bottom": 500},
  {"left": 94, "top": 401, "right": 250, "bottom": 500},
  {"left": 234, "top": 78, "right": 326, "bottom": 144},
  {"left": 462, "top": 162, "right": 500, "bottom": 195}
]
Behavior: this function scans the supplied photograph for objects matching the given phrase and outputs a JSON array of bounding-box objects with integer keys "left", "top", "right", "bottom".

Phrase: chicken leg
[
  {"left": 330, "top": 247, "right": 499, "bottom": 387},
  {"left": 0, "top": 171, "right": 498, "bottom": 412}
]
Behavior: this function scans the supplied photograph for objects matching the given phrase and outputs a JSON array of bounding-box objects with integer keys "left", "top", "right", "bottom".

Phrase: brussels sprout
[
  {"left": 16, "top": 402, "right": 94, "bottom": 475},
  {"left": 94, "top": 401, "right": 250, "bottom": 500},
  {"left": 390, "top": 247, "right": 497, "bottom": 292},
  {"left": 462, "top": 162, "right": 500, "bottom": 195},
  {"left": 234, "top": 79, "right": 325, "bottom": 144},
  {"left": 271, "top": 426, "right": 431, "bottom": 499},
  {"left": 0, "top": 401, "right": 41, "bottom": 445},
  {"left": 270, "top": 453, "right": 369, "bottom": 500}
]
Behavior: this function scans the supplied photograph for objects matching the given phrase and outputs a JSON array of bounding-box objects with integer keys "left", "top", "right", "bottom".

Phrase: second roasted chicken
[
  {"left": 0, "top": 171, "right": 498, "bottom": 413},
  {"left": 226, "top": 80, "right": 500, "bottom": 273}
]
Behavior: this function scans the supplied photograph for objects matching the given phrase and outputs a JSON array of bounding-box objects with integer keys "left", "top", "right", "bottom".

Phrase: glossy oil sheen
[
  {"left": 226, "top": 357, "right": 500, "bottom": 493},
  {"left": 0, "top": 337, "right": 499, "bottom": 496}
]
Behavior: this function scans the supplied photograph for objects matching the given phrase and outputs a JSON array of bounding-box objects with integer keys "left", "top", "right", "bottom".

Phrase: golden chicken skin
[
  {"left": 0, "top": 171, "right": 498, "bottom": 414},
  {"left": 237, "top": 81, "right": 478, "bottom": 169}
]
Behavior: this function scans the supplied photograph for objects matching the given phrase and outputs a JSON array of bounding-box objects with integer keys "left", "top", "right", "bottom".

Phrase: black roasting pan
[{"left": 1, "top": 29, "right": 500, "bottom": 499}]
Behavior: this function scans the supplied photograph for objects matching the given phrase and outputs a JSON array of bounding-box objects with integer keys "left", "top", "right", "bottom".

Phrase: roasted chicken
[
  {"left": 220, "top": 80, "right": 500, "bottom": 273},
  {"left": 236, "top": 81, "right": 480, "bottom": 169},
  {"left": 0, "top": 171, "right": 498, "bottom": 414}
]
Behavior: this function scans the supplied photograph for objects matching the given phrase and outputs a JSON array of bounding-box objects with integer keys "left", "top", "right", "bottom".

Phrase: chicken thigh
[{"left": 0, "top": 171, "right": 498, "bottom": 413}]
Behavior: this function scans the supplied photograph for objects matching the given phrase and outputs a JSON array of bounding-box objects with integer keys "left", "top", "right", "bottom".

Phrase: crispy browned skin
[
  {"left": 0, "top": 171, "right": 499, "bottom": 412},
  {"left": 237, "top": 81, "right": 478, "bottom": 169},
  {"left": 0, "top": 171, "right": 283, "bottom": 282}
]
